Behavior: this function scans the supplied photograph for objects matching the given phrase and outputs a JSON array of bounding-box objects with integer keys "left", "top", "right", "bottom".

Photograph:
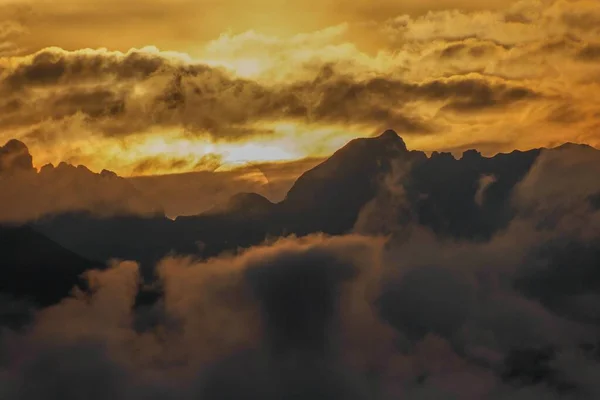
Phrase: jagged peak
[
  {"left": 101, "top": 169, "right": 119, "bottom": 178},
  {"left": 2, "top": 139, "right": 29, "bottom": 151},
  {"left": 379, "top": 129, "right": 400, "bottom": 139},
  {"left": 206, "top": 192, "right": 273, "bottom": 216},
  {"left": 0, "top": 138, "right": 34, "bottom": 173},
  {"left": 228, "top": 192, "right": 272, "bottom": 205},
  {"left": 461, "top": 149, "right": 482, "bottom": 160},
  {"left": 553, "top": 142, "right": 595, "bottom": 151},
  {"left": 376, "top": 129, "right": 407, "bottom": 149}
]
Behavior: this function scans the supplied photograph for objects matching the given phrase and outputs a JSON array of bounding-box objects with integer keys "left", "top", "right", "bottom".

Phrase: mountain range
[
  {"left": 3, "top": 130, "right": 600, "bottom": 394},
  {"left": 1, "top": 130, "right": 599, "bottom": 303}
]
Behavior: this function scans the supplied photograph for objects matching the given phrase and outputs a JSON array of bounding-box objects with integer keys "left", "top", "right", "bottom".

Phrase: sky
[{"left": 1, "top": 0, "right": 600, "bottom": 176}]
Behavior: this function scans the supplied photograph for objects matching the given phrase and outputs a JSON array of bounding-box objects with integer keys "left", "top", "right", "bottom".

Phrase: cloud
[
  {"left": 475, "top": 175, "right": 497, "bottom": 207},
  {"left": 2, "top": 205, "right": 600, "bottom": 400},
  {"left": 0, "top": 47, "right": 538, "bottom": 137},
  {"left": 0, "top": 43, "right": 551, "bottom": 175},
  {"left": 0, "top": 0, "right": 599, "bottom": 174},
  {"left": 382, "top": 1, "right": 600, "bottom": 45},
  {"left": 512, "top": 145, "right": 600, "bottom": 238},
  {"left": 129, "top": 153, "right": 222, "bottom": 176},
  {"left": 0, "top": 4, "right": 30, "bottom": 57},
  {"left": 0, "top": 234, "right": 396, "bottom": 399}
]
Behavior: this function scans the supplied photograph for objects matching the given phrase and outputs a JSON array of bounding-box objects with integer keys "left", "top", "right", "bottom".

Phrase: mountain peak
[
  {"left": 0, "top": 139, "right": 34, "bottom": 173},
  {"left": 207, "top": 192, "right": 274, "bottom": 217},
  {"left": 379, "top": 129, "right": 400, "bottom": 139},
  {"left": 554, "top": 142, "right": 594, "bottom": 151},
  {"left": 376, "top": 129, "right": 407, "bottom": 151},
  {"left": 379, "top": 129, "right": 399, "bottom": 139}
]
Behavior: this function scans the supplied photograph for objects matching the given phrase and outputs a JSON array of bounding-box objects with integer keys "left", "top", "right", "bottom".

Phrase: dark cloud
[
  {"left": 131, "top": 153, "right": 222, "bottom": 176},
  {"left": 7, "top": 341, "right": 129, "bottom": 400},
  {"left": 438, "top": 40, "right": 508, "bottom": 60},
  {"left": 577, "top": 43, "right": 600, "bottom": 61},
  {"left": 561, "top": 9, "right": 600, "bottom": 33},
  {"left": 379, "top": 265, "right": 475, "bottom": 342},
  {"left": 1, "top": 235, "right": 386, "bottom": 400},
  {"left": 439, "top": 82, "right": 537, "bottom": 112},
  {"left": 306, "top": 70, "right": 539, "bottom": 119},
  {"left": 2, "top": 185, "right": 600, "bottom": 400},
  {"left": 244, "top": 245, "right": 358, "bottom": 356},
  {"left": 547, "top": 103, "right": 585, "bottom": 124},
  {"left": 3, "top": 49, "right": 170, "bottom": 89},
  {"left": 0, "top": 49, "right": 542, "bottom": 143}
]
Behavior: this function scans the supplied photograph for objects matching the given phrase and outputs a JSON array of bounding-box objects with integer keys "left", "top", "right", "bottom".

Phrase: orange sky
[{"left": 1, "top": 0, "right": 600, "bottom": 176}]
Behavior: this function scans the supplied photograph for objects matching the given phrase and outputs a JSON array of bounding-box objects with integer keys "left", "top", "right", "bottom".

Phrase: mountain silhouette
[
  {"left": 0, "top": 139, "right": 33, "bottom": 173},
  {"left": 0, "top": 139, "right": 163, "bottom": 223},
  {"left": 15, "top": 130, "right": 593, "bottom": 278},
  {"left": 275, "top": 130, "right": 424, "bottom": 236},
  {"left": 3, "top": 131, "right": 600, "bottom": 394},
  {"left": 0, "top": 225, "right": 102, "bottom": 307}
]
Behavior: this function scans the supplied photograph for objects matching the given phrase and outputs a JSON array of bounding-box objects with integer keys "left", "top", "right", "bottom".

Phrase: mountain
[
  {"left": 0, "top": 139, "right": 163, "bottom": 224},
  {"left": 406, "top": 147, "right": 541, "bottom": 239},
  {"left": 208, "top": 192, "right": 275, "bottom": 217},
  {"left": 275, "top": 130, "right": 425, "bottom": 236},
  {"left": 0, "top": 139, "right": 34, "bottom": 173},
  {"left": 23, "top": 130, "right": 595, "bottom": 277},
  {"left": 0, "top": 225, "right": 103, "bottom": 307},
  {"left": 30, "top": 131, "right": 422, "bottom": 271},
  {"left": 33, "top": 212, "right": 176, "bottom": 280}
]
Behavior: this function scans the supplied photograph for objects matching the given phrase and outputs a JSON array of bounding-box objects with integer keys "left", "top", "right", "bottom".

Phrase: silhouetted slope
[
  {"left": 0, "top": 139, "right": 33, "bottom": 173},
  {"left": 0, "top": 225, "right": 102, "bottom": 306},
  {"left": 277, "top": 130, "right": 541, "bottom": 240},
  {"left": 174, "top": 192, "right": 276, "bottom": 260},
  {"left": 407, "top": 148, "right": 541, "bottom": 240},
  {"left": 27, "top": 130, "right": 597, "bottom": 273},
  {"left": 33, "top": 212, "right": 175, "bottom": 279},
  {"left": 278, "top": 130, "right": 425, "bottom": 235},
  {"left": 0, "top": 139, "right": 164, "bottom": 223},
  {"left": 209, "top": 192, "right": 275, "bottom": 218}
]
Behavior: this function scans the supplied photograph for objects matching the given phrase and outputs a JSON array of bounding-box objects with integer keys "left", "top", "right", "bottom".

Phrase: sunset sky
[{"left": 1, "top": 0, "right": 599, "bottom": 176}]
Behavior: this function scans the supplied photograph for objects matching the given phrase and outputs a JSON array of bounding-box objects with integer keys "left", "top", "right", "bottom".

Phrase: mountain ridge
[
  {"left": 1, "top": 130, "right": 595, "bottom": 276},
  {"left": 2, "top": 130, "right": 599, "bottom": 309}
]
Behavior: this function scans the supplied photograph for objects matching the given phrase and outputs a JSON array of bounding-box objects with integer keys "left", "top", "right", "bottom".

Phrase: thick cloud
[
  {"left": 0, "top": 47, "right": 540, "bottom": 142},
  {"left": 0, "top": 40, "right": 556, "bottom": 176},
  {"left": 0, "top": 234, "right": 395, "bottom": 399},
  {"left": 0, "top": 0, "right": 599, "bottom": 173}
]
